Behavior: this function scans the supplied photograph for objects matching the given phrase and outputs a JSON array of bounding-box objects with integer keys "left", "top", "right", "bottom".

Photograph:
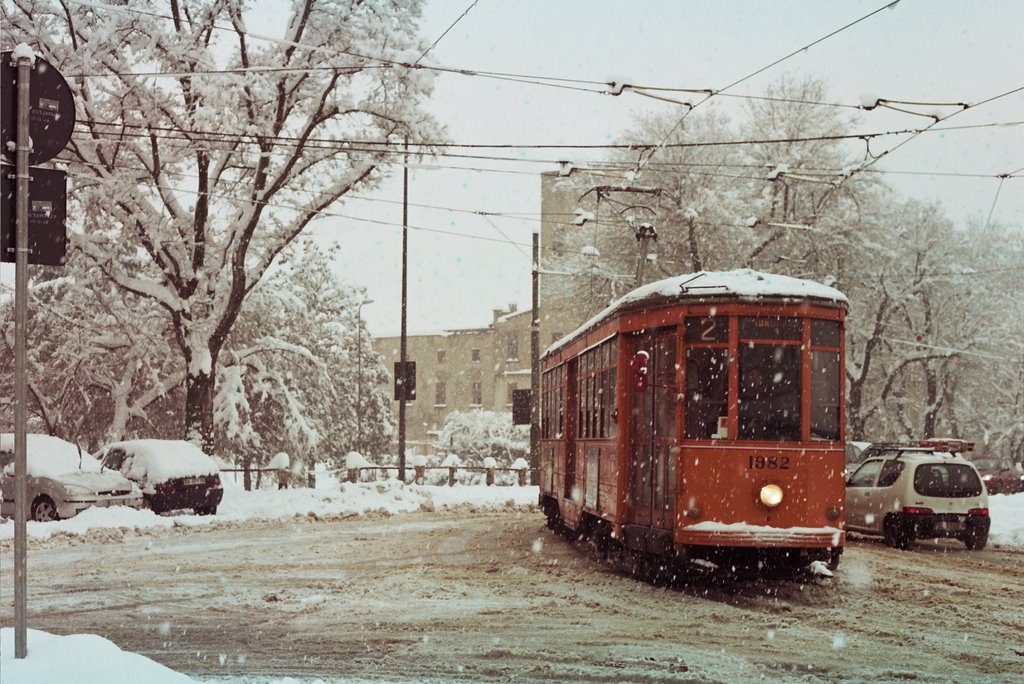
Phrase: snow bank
[
  {"left": 989, "top": 492, "right": 1024, "bottom": 547},
  {"left": 0, "top": 480, "right": 540, "bottom": 540},
  {"left": 1, "top": 628, "right": 196, "bottom": 683}
]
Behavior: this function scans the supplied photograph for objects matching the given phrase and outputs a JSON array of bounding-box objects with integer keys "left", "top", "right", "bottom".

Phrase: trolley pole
[
  {"left": 530, "top": 232, "right": 541, "bottom": 485},
  {"left": 13, "top": 50, "right": 31, "bottom": 660},
  {"left": 397, "top": 137, "right": 408, "bottom": 482}
]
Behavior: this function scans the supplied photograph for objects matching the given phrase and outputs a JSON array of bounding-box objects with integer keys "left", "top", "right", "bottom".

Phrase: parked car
[
  {"left": 845, "top": 440, "right": 989, "bottom": 550},
  {"left": 0, "top": 433, "right": 143, "bottom": 522},
  {"left": 970, "top": 456, "right": 1024, "bottom": 495},
  {"left": 96, "top": 440, "right": 223, "bottom": 515}
]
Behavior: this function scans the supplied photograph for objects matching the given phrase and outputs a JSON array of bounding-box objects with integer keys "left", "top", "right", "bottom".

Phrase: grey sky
[{"left": 312, "top": 0, "right": 1022, "bottom": 336}]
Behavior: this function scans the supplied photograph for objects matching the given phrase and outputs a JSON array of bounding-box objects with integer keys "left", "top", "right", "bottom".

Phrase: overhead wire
[
  {"left": 63, "top": 0, "right": 1003, "bottom": 118},
  {"left": 413, "top": 0, "right": 480, "bottom": 66},
  {"left": 640, "top": 0, "right": 903, "bottom": 173}
]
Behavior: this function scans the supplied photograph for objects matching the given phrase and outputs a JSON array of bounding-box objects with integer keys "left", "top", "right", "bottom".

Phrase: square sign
[
  {"left": 512, "top": 389, "right": 532, "bottom": 425},
  {"left": 1, "top": 164, "right": 67, "bottom": 266},
  {"left": 394, "top": 361, "right": 416, "bottom": 401}
]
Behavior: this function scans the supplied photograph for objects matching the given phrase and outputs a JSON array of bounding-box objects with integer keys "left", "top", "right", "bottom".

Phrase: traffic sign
[
  {"left": 1, "top": 165, "right": 67, "bottom": 265},
  {"left": 1, "top": 51, "right": 76, "bottom": 165},
  {"left": 394, "top": 361, "right": 416, "bottom": 401}
]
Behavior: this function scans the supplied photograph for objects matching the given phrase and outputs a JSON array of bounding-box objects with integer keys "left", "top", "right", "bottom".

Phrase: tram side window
[
  {"left": 685, "top": 347, "right": 728, "bottom": 439},
  {"left": 541, "top": 366, "right": 567, "bottom": 439},
  {"left": 810, "top": 349, "right": 840, "bottom": 440},
  {"left": 738, "top": 344, "right": 801, "bottom": 441},
  {"left": 810, "top": 320, "right": 841, "bottom": 441},
  {"left": 576, "top": 340, "right": 617, "bottom": 440}
]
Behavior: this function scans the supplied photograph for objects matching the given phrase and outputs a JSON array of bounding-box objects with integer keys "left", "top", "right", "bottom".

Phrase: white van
[{"left": 845, "top": 440, "right": 989, "bottom": 550}]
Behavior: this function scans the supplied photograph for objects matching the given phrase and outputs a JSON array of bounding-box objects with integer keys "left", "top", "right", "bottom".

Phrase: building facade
[{"left": 373, "top": 306, "right": 535, "bottom": 451}]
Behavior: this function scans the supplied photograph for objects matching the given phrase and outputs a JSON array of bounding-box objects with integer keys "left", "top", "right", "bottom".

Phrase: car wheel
[
  {"left": 962, "top": 530, "right": 988, "bottom": 551},
  {"left": 31, "top": 496, "right": 59, "bottom": 523},
  {"left": 194, "top": 505, "right": 217, "bottom": 516},
  {"left": 883, "top": 517, "right": 910, "bottom": 549}
]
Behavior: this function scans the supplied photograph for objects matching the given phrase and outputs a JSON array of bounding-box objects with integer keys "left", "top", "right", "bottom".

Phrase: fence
[
  {"left": 220, "top": 466, "right": 536, "bottom": 489},
  {"left": 343, "top": 465, "right": 535, "bottom": 487},
  {"left": 220, "top": 468, "right": 313, "bottom": 489}
]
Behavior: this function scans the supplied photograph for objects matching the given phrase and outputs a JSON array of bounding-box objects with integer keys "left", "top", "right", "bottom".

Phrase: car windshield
[{"left": 913, "top": 463, "right": 984, "bottom": 497}]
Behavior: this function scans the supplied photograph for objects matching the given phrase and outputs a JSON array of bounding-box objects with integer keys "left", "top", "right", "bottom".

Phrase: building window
[
  {"left": 435, "top": 382, "right": 446, "bottom": 406},
  {"left": 507, "top": 335, "right": 519, "bottom": 361},
  {"left": 437, "top": 349, "right": 446, "bottom": 363},
  {"left": 471, "top": 348, "right": 481, "bottom": 362},
  {"left": 471, "top": 382, "right": 482, "bottom": 406},
  {"left": 507, "top": 382, "right": 518, "bottom": 406}
]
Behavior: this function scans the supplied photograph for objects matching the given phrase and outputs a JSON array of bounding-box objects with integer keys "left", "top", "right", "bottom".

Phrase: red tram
[{"left": 538, "top": 270, "right": 848, "bottom": 573}]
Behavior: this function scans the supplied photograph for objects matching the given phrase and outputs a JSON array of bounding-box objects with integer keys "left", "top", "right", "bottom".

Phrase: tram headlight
[{"left": 759, "top": 483, "right": 784, "bottom": 508}]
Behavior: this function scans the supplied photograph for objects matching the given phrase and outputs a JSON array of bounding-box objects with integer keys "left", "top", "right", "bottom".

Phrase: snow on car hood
[
  {"left": 51, "top": 470, "right": 134, "bottom": 493},
  {"left": 99, "top": 439, "right": 219, "bottom": 484},
  {"left": 0, "top": 433, "right": 104, "bottom": 477}
]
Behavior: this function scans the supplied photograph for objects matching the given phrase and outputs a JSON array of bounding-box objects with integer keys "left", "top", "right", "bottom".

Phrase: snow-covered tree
[
  {"left": 218, "top": 241, "right": 394, "bottom": 472},
  {"left": 1, "top": 0, "right": 441, "bottom": 452},
  {"left": 0, "top": 256, "right": 183, "bottom": 449},
  {"left": 437, "top": 410, "right": 528, "bottom": 466}
]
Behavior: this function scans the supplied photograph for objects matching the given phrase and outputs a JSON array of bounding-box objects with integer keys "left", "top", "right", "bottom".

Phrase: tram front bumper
[{"left": 680, "top": 521, "right": 844, "bottom": 549}]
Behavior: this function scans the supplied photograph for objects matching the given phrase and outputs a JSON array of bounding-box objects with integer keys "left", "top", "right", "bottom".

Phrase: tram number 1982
[{"left": 748, "top": 455, "right": 790, "bottom": 470}]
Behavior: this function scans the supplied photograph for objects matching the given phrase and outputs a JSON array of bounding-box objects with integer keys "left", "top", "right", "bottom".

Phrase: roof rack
[{"left": 866, "top": 439, "right": 974, "bottom": 457}]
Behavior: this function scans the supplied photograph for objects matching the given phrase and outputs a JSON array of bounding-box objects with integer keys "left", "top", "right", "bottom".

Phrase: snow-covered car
[
  {"left": 0, "top": 433, "right": 143, "bottom": 522},
  {"left": 96, "top": 440, "right": 223, "bottom": 515},
  {"left": 970, "top": 456, "right": 1024, "bottom": 495},
  {"left": 845, "top": 440, "right": 989, "bottom": 550}
]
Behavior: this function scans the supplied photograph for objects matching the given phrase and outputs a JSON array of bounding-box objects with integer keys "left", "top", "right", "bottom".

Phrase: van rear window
[{"left": 913, "top": 463, "right": 983, "bottom": 497}]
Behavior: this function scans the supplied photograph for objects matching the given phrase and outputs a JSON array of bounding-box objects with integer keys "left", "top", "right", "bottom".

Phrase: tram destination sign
[{"left": 1, "top": 51, "right": 76, "bottom": 165}]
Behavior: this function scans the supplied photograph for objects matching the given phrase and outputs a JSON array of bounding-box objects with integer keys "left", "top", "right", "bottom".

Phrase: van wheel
[
  {"left": 31, "top": 496, "right": 59, "bottom": 522},
  {"left": 962, "top": 530, "right": 987, "bottom": 551},
  {"left": 883, "top": 517, "right": 910, "bottom": 549}
]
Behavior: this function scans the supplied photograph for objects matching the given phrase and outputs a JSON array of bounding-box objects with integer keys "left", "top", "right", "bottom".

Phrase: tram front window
[
  {"left": 685, "top": 347, "right": 728, "bottom": 439},
  {"left": 738, "top": 344, "right": 801, "bottom": 441}
]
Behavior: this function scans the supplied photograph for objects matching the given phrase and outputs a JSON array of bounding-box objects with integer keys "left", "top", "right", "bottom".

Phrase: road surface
[{"left": 2, "top": 510, "right": 1022, "bottom": 683}]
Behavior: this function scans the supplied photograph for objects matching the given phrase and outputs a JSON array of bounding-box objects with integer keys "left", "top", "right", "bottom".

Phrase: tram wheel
[{"left": 542, "top": 498, "right": 561, "bottom": 531}]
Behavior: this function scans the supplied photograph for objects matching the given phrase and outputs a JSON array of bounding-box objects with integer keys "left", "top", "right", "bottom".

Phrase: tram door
[
  {"left": 630, "top": 329, "right": 677, "bottom": 530},
  {"left": 564, "top": 358, "right": 578, "bottom": 501}
]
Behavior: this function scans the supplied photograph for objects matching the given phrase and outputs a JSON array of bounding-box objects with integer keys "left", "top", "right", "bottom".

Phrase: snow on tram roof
[{"left": 546, "top": 269, "right": 847, "bottom": 355}]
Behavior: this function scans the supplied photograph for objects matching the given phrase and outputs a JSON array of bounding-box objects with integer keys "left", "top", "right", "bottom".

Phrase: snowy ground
[
  {"left": 0, "top": 471, "right": 539, "bottom": 542},
  {"left": 1, "top": 480, "right": 1022, "bottom": 683}
]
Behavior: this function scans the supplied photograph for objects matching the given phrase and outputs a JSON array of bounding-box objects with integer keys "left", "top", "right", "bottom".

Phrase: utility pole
[
  {"left": 13, "top": 47, "right": 30, "bottom": 661},
  {"left": 355, "top": 298, "right": 373, "bottom": 455},
  {"left": 530, "top": 232, "right": 540, "bottom": 485},
  {"left": 398, "top": 137, "right": 408, "bottom": 482}
]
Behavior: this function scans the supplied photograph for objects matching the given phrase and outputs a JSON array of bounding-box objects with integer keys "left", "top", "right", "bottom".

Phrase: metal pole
[
  {"left": 634, "top": 222, "right": 657, "bottom": 287},
  {"left": 530, "top": 232, "right": 541, "bottom": 485},
  {"left": 356, "top": 307, "right": 363, "bottom": 455},
  {"left": 398, "top": 137, "right": 408, "bottom": 482},
  {"left": 13, "top": 51, "right": 31, "bottom": 660},
  {"left": 356, "top": 298, "right": 373, "bottom": 455}
]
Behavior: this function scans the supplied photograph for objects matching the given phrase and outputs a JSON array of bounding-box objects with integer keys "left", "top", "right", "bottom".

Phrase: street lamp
[{"left": 355, "top": 298, "right": 374, "bottom": 455}]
